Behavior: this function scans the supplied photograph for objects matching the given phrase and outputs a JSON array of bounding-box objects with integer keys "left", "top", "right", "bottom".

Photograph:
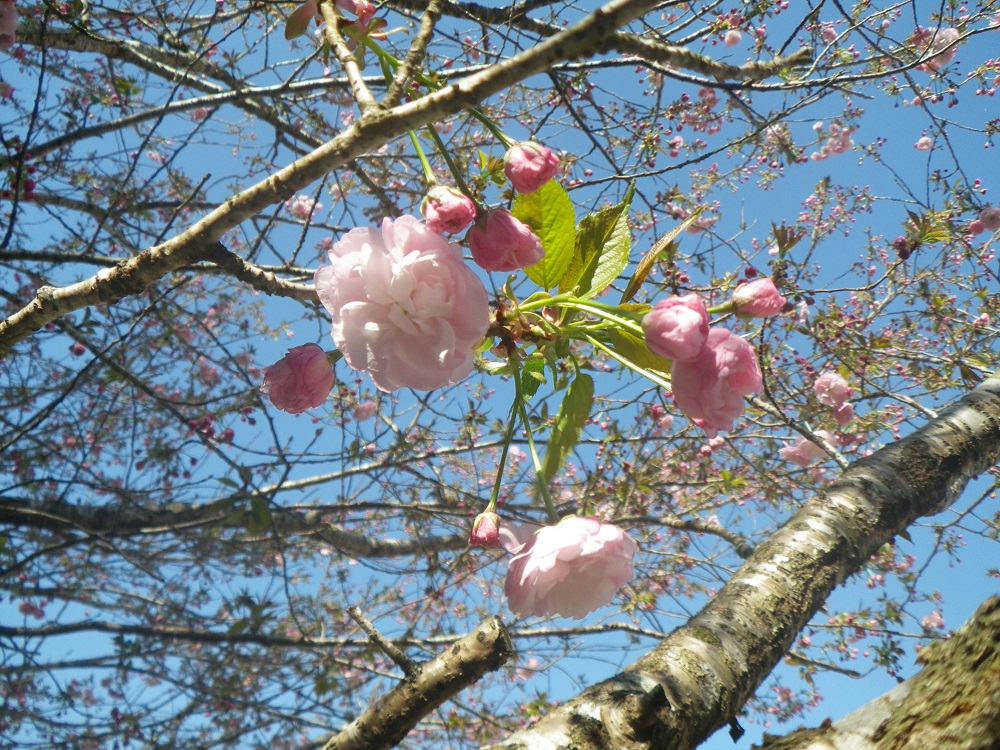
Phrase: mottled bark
[
  {"left": 481, "top": 375, "right": 1000, "bottom": 750},
  {"left": 321, "top": 617, "right": 514, "bottom": 750},
  {"left": 753, "top": 596, "right": 1000, "bottom": 750}
]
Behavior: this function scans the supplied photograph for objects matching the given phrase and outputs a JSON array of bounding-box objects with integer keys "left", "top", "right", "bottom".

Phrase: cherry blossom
[
  {"left": 671, "top": 328, "right": 764, "bottom": 438},
  {"left": 504, "top": 141, "right": 560, "bottom": 194},
  {"left": 314, "top": 216, "right": 490, "bottom": 392},
  {"left": 261, "top": 344, "right": 335, "bottom": 414},
  {"left": 422, "top": 186, "right": 477, "bottom": 235},
  {"left": 469, "top": 511, "right": 501, "bottom": 548},
  {"left": 779, "top": 430, "right": 839, "bottom": 466},
  {"left": 979, "top": 206, "right": 1000, "bottom": 232},
  {"left": 502, "top": 517, "right": 637, "bottom": 619},
  {"left": 731, "top": 278, "right": 786, "bottom": 319},
  {"left": 814, "top": 371, "right": 852, "bottom": 408},
  {"left": 642, "top": 294, "right": 710, "bottom": 362},
  {"left": 467, "top": 209, "right": 544, "bottom": 272}
]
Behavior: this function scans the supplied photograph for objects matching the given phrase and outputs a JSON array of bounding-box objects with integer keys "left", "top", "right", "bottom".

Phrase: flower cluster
[
  {"left": 314, "top": 215, "right": 490, "bottom": 392},
  {"left": 814, "top": 371, "right": 855, "bottom": 425},
  {"left": 643, "top": 283, "right": 782, "bottom": 437},
  {"left": 286, "top": 194, "right": 322, "bottom": 220},
  {"left": 500, "top": 517, "right": 637, "bottom": 619},
  {"left": 910, "top": 26, "right": 960, "bottom": 72}
]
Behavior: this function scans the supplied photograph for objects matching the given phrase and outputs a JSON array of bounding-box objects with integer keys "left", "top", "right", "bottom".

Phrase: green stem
[
  {"left": 513, "top": 373, "right": 559, "bottom": 524},
  {"left": 424, "top": 125, "right": 474, "bottom": 198},
  {"left": 487, "top": 399, "right": 520, "bottom": 511},
  {"left": 586, "top": 334, "right": 673, "bottom": 390}
]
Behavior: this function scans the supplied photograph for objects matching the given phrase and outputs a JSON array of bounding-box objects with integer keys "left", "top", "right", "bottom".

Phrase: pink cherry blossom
[
  {"left": 912, "top": 26, "right": 960, "bottom": 72},
  {"left": 353, "top": 400, "right": 377, "bottom": 421},
  {"left": 921, "top": 610, "right": 945, "bottom": 631},
  {"left": 914, "top": 136, "right": 933, "bottom": 151},
  {"left": 671, "top": 327, "right": 764, "bottom": 438},
  {"left": 504, "top": 141, "right": 560, "bottom": 194},
  {"left": 336, "top": 0, "right": 376, "bottom": 24},
  {"left": 286, "top": 194, "right": 322, "bottom": 220},
  {"left": 314, "top": 215, "right": 490, "bottom": 392},
  {"left": 0, "top": 0, "right": 16, "bottom": 49},
  {"left": 723, "top": 30, "right": 742, "bottom": 47},
  {"left": 469, "top": 511, "right": 501, "bottom": 548},
  {"left": 261, "top": 344, "right": 335, "bottom": 414},
  {"left": 503, "top": 517, "right": 637, "bottom": 619},
  {"left": 813, "top": 371, "right": 852, "bottom": 408},
  {"left": 833, "top": 402, "right": 855, "bottom": 426},
  {"left": 731, "top": 278, "right": 786, "bottom": 319},
  {"left": 642, "top": 294, "right": 710, "bottom": 362},
  {"left": 979, "top": 206, "right": 1000, "bottom": 232},
  {"left": 0, "top": 81, "right": 12, "bottom": 99},
  {"left": 467, "top": 209, "right": 544, "bottom": 272},
  {"left": 779, "top": 429, "right": 839, "bottom": 466},
  {"left": 422, "top": 186, "right": 477, "bottom": 235}
]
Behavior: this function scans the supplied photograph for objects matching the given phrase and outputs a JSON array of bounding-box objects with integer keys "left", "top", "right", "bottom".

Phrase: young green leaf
[
  {"left": 619, "top": 205, "right": 705, "bottom": 304},
  {"left": 562, "top": 183, "right": 635, "bottom": 297},
  {"left": 539, "top": 373, "right": 594, "bottom": 485},
  {"left": 513, "top": 181, "right": 576, "bottom": 289},
  {"left": 604, "top": 328, "right": 673, "bottom": 375}
]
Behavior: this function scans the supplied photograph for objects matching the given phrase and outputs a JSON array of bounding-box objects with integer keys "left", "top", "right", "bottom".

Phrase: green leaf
[
  {"left": 604, "top": 327, "right": 673, "bottom": 375},
  {"left": 284, "top": 1, "right": 315, "bottom": 40},
  {"left": 520, "top": 358, "right": 546, "bottom": 400},
  {"left": 539, "top": 373, "right": 594, "bottom": 484},
  {"left": 514, "top": 181, "right": 576, "bottom": 289},
  {"left": 620, "top": 205, "right": 706, "bottom": 304},
  {"left": 562, "top": 183, "right": 635, "bottom": 297}
]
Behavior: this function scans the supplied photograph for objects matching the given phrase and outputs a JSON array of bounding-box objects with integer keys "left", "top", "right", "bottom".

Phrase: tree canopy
[{"left": 1, "top": 0, "right": 999, "bottom": 748}]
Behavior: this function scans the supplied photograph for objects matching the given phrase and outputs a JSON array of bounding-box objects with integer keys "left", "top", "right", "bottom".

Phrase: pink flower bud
[
  {"left": 467, "top": 209, "right": 544, "bottom": 272},
  {"left": 504, "top": 141, "right": 560, "bottom": 194},
  {"left": 731, "top": 278, "right": 786, "bottom": 318},
  {"left": 833, "top": 402, "right": 855, "bottom": 426},
  {"left": 261, "top": 344, "right": 335, "bottom": 414},
  {"left": 0, "top": 0, "right": 16, "bottom": 49},
  {"left": 979, "top": 206, "right": 1000, "bottom": 232},
  {"left": 723, "top": 30, "right": 742, "bottom": 47},
  {"left": 469, "top": 511, "right": 501, "bottom": 548},
  {"left": 503, "top": 517, "right": 637, "bottom": 619},
  {"left": 422, "top": 186, "right": 477, "bottom": 235},
  {"left": 642, "top": 294, "right": 710, "bottom": 362}
]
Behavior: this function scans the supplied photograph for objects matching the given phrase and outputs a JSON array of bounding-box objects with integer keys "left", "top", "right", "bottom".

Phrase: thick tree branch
[
  {"left": 753, "top": 596, "right": 1000, "bottom": 750},
  {"left": 483, "top": 374, "right": 1000, "bottom": 750},
  {"left": 321, "top": 616, "right": 513, "bottom": 750},
  {"left": 0, "top": 0, "right": 665, "bottom": 354}
]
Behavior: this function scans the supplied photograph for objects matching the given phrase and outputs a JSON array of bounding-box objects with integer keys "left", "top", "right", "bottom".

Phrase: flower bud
[
  {"left": 469, "top": 511, "right": 501, "bottom": 548},
  {"left": 504, "top": 141, "right": 560, "bottom": 194},
  {"left": 467, "top": 209, "right": 544, "bottom": 272}
]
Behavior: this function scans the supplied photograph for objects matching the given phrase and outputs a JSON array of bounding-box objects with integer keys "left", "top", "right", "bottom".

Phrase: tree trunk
[
  {"left": 480, "top": 374, "right": 1000, "bottom": 750},
  {"left": 752, "top": 596, "right": 1000, "bottom": 750}
]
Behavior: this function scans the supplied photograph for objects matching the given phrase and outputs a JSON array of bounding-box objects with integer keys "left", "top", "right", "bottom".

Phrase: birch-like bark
[
  {"left": 751, "top": 596, "right": 1000, "bottom": 750},
  {"left": 321, "top": 616, "right": 514, "bottom": 750},
  {"left": 480, "top": 374, "right": 1000, "bottom": 750}
]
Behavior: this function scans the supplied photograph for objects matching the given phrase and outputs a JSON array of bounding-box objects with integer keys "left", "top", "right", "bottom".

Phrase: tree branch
[{"left": 321, "top": 616, "right": 513, "bottom": 750}]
